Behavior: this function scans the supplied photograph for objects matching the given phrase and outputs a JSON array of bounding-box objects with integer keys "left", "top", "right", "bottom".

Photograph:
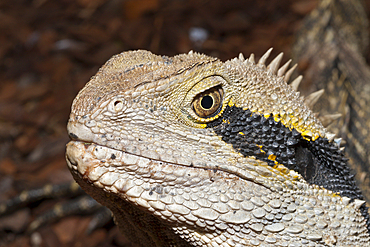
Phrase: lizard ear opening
[{"left": 192, "top": 86, "right": 223, "bottom": 118}]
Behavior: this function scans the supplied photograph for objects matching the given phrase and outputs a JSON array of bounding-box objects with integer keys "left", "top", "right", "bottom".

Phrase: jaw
[
  {"left": 68, "top": 166, "right": 189, "bottom": 247},
  {"left": 65, "top": 141, "right": 273, "bottom": 245},
  {"left": 66, "top": 141, "right": 190, "bottom": 247},
  {"left": 65, "top": 140, "right": 370, "bottom": 246}
]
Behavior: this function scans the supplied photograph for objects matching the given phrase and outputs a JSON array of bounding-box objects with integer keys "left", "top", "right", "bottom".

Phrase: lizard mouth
[
  {"left": 65, "top": 139, "right": 274, "bottom": 220},
  {"left": 66, "top": 120, "right": 289, "bottom": 192},
  {"left": 66, "top": 140, "right": 289, "bottom": 239},
  {"left": 65, "top": 117, "right": 257, "bottom": 197},
  {"left": 66, "top": 140, "right": 169, "bottom": 191},
  {"left": 66, "top": 139, "right": 271, "bottom": 193},
  {"left": 66, "top": 139, "right": 370, "bottom": 243}
]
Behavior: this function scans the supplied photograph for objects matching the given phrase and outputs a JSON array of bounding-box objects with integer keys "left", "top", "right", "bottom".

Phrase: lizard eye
[{"left": 192, "top": 87, "right": 223, "bottom": 118}]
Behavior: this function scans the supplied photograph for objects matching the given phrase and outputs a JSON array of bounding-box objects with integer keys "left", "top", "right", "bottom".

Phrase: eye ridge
[{"left": 192, "top": 87, "right": 223, "bottom": 118}]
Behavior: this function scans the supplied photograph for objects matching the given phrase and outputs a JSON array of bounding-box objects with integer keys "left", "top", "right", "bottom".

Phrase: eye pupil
[{"left": 201, "top": 95, "right": 214, "bottom": 109}]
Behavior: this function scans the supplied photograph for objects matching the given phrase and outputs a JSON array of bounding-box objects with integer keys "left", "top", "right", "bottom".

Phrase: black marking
[
  {"left": 125, "top": 63, "right": 144, "bottom": 74},
  {"left": 69, "top": 132, "right": 78, "bottom": 140},
  {"left": 111, "top": 154, "right": 116, "bottom": 160},
  {"left": 151, "top": 186, "right": 163, "bottom": 194},
  {"left": 207, "top": 105, "right": 369, "bottom": 231}
]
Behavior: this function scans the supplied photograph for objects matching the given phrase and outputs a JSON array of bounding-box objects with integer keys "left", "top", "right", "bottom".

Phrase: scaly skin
[{"left": 66, "top": 49, "right": 370, "bottom": 246}]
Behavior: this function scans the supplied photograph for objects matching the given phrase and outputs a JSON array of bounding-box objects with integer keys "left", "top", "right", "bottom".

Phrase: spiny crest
[
  {"left": 240, "top": 48, "right": 301, "bottom": 85},
  {"left": 236, "top": 48, "right": 343, "bottom": 143},
  {"left": 304, "top": 89, "right": 325, "bottom": 109},
  {"left": 248, "top": 53, "right": 255, "bottom": 64},
  {"left": 245, "top": 48, "right": 332, "bottom": 113},
  {"left": 326, "top": 132, "right": 336, "bottom": 142},
  {"left": 290, "top": 74, "right": 302, "bottom": 91},
  {"left": 267, "top": 52, "right": 284, "bottom": 74},
  {"left": 277, "top": 59, "right": 292, "bottom": 77},
  {"left": 257, "top": 48, "right": 301, "bottom": 85},
  {"left": 258, "top": 47, "right": 273, "bottom": 65}
]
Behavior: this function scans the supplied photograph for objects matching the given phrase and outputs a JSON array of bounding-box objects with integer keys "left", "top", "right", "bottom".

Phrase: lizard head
[{"left": 66, "top": 49, "right": 370, "bottom": 246}]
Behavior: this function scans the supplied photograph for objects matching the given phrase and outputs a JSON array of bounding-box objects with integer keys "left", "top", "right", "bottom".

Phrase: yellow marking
[
  {"left": 288, "top": 170, "right": 301, "bottom": 180},
  {"left": 274, "top": 164, "right": 289, "bottom": 175},
  {"left": 302, "top": 130, "right": 312, "bottom": 137},
  {"left": 222, "top": 119, "right": 230, "bottom": 124},
  {"left": 256, "top": 144, "right": 265, "bottom": 154},
  {"left": 199, "top": 123, "right": 207, "bottom": 128},
  {"left": 268, "top": 112, "right": 320, "bottom": 141},
  {"left": 238, "top": 132, "right": 245, "bottom": 136},
  {"left": 332, "top": 192, "right": 341, "bottom": 198},
  {"left": 245, "top": 106, "right": 321, "bottom": 142},
  {"left": 301, "top": 130, "right": 319, "bottom": 141},
  {"left": 228, "top": 99, "right": 234, "bottom": 107},
  {"left": 313, "top": 133, "right": 319, "bottom": 141},
  {"left": 268, "top": 154, "right": 276, "bottom": 161}
]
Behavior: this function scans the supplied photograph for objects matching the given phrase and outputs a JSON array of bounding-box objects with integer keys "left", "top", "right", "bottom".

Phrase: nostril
[
  {"left": 69, "top": 132, "right": 79, "bottom": 140},
  {"left": 108, "top": 99, "right": 125, "bottom": 112},
  {"left": 113, "top": 100, "right": 124, "bottom": 111}
]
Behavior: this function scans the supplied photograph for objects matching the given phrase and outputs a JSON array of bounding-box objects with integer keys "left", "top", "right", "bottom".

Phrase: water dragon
[{"left": 65, "top": 0, "right": 370, "bottom": 246}]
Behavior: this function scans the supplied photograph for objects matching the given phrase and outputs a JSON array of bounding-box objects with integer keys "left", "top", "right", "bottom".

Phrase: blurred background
[{"left": 0, "top": 0, "right": 369, "bottom": 246}]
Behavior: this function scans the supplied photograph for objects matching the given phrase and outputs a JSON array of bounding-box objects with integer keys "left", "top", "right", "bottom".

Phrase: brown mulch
[{"left": 0, "top": 0, "right": 370, "bottom": 246}]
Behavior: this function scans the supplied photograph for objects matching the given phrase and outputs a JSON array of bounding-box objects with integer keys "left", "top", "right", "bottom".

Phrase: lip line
[
  {"left": 66, "top": 121, "right": 273, "bottom": 187},
  {"left": 68, "top": 139, "right": 275, "bottom": 191}
]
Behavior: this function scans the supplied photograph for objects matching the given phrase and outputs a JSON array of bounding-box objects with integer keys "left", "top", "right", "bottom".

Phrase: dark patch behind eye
[{"left": 207, "top": 105, "right": 369, "bottom": 231}]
